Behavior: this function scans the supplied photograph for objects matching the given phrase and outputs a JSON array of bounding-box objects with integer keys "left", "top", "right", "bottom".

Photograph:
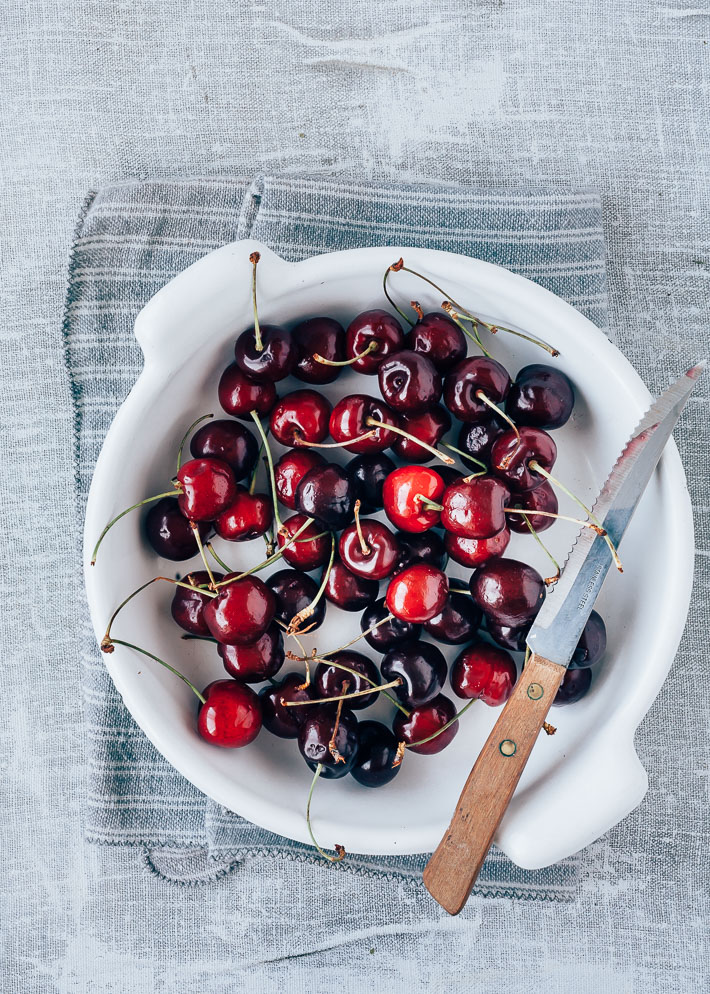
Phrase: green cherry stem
[
  {"left": 306, "top": 763, "right": 346, "bottom": 863},
  {"left": 314, "top": 340, "right": 379, "bottom": 366},
  {"left": 288, "top": 652, "right": 410, "bottom": 717},
  {"left": 516, "top": 511, "right": 561, "bottom": 585},
  {"left": 365, "top": 418, "right": 455, "bottom": 465},
  {"left": 414, "top": 493, "right": 443, "bottom": 512},
  {"left": 382, "top": 264, "right": 416, "bottom": 327},
  {"left": 287, "top": 535, "right": 335, "bottom": 633},
  {"left": 176, "top": 413, "right": 214, "bottom": 475},
  {"left": 404, "top": 698, "right": 475, "bottom": 750},
  {"left": 284, "top": 676, "right": 404, "bottom": 708},
  {"left": 250, "top": 411, "right": 283, "bottom": 535},
  {"left": 190, "top": 521, "right": 218, "bottom": 589},
  {"left": 441, "top": 442, "right": 487, "bottom": 471},
  {"left": 102, "top": 574, "right": 216, "bottom": 646},
  {"left": 353, "top": 500, "right": 371, "bottom": 556},
  {"left": 213, "top": 516, "right": 316, "bottom": 587},
  {"left": 206, "top": 542, "right": 233, "bottom": 573},
  {"left": 103, "top": 637, "right": 206, "bottom": 704},
  {"left": 90, "top": 490, "right": 178, "bottom": 566},
  {"left": 249, "top": 251, "right": 263, "bottom": 352},
  {"left": 441, "top": 302, "right": 493, "bottom": 358}
]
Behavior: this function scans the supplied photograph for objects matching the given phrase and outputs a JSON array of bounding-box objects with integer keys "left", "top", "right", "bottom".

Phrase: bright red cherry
[
  {"left": 339, "top": 519, "right": 400, "bottom": 580},
  {"left": 176, "top": 458, "right": 238, "bottom": 521},
  {"left": 470, "top": 559, "right": 545, "bottom": 627},
  {"left": 324, "top": 557, "right": 379, "bottom": 611},
  {"left": 214, "top": 487, "right": 272, "bottom": 542},
  {"left": 197, "top": 680, "right": 262, "bottom": 748},
  {"left": 491, "top": 427, "right": 557, "bottom": 493},
  {"left": 382, "top": 466, "right": 445, "bottom": 533},
  {"left": 404, "top": 313, "right": 466, "bottom": 372},
  {"left": 346, "top": 452, "right": 396, "bottom": 511},
  {"left": 170, "top": 571, "right": 224, "bottom": 635},
  {"left": 392, "top": 406, "right": 451, "bottom": 463},
  {"left": 351, "top": 721, "right": 402, "bottom": 787},
  {"left": 377, "top": 352, "right": 442, "bottom": 413},
  {"left": 274, "top": 449, "right": 325, "bottom": 510},
  {"left": 145, "top": 498, "right": 213, "bottom": 560},
  {"left": 569, "top": 610, "right": 606, "bottom": 669},
  {"left": 314, "top": 651, "right": 380, "bottom": 710},
  {"left": 441, "top": 475, "right": 511, "bottom": 539},
  {"left": 443, "top": 357, "right": 511, "bottom": 423},
  {"left": 424, "top": 592, "right": 482, "bottom": 645},
  {"left": 506, "top": 364, "right": 575, "bottom": 429},
  {"left": 234, "top": 324, "right": 296, "bottom": 383},
  {"left": 360, "top": 598, "right": 421, "bottom": 651},
  {"left": 204, "top": 574, "right": 276, "bottom": 645},
  {"left": 444, "top": 528, "right": 511, "bottom": 567},
  {"left": 218, "top": 623, "right": 285, "bottom": 682},
  {"left": 330, "top": 394, "right": 399, "bottom": 454},
  {"left": 298, "top": 706, "right": 360, "bottom": 778},
  {"left": 381, "top": 641, "right": 447, "bottom": 708},
  {"left": 190, "top": 419, "right": 258, "bottom": 481},
  {"left": 259, "top": 672, "right": 314, "bottom": 738},
  {"left": 293, "top": 317, "right": 345, "bottom": 384},
  {"left": 457, "top": 418, "right": 506, "bottom": 464},
  {"left": 393, "top": 694, "right": 458, "bottom": 755},
  {"left": 393, "top": 530, "right": 446, "bottom": 574},
  {"left": 450, "top": 642, "right": 517, "bottom": 706},
  {"left": 269, "top": 390, "right": 332, "bottom": 447},
  {"left": 553, "top": 667, "right": 592, "bottom": 706},
  {"left": 218, "top": 362, "right": 277, "bottom": 420},
  {"left": 267, "top": 568, "right": 326, "bottom": 630},
  {"left": 295, "top": 463, "right": 355, "bottom": 530},
  {"left": 506, "top": 480, "right": 558, "bottom": 533},
  {"left": 278, "top": 514, "right": 331, "bottom": 571},
  {"left": 345, "top": 309, "right": 405, "bottom": 374},
  {"left": 386, "top": 564, "right": 448, "bottom": 623}
]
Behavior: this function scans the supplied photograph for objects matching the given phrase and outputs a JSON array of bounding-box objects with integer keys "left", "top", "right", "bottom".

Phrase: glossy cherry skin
[
  {"left": 295, "top": 463, "right": 355, "bottom": 530},
  {"left": 569, "top": 610, "right": 606, "bottom": 669},
  {"left": 324, "top": 557, "right": 379, "bottom": 611},
  {"left": 351, "top": 721, "right": 401, "bottom": 787},
  {"left": 487, "top": 620, "right": 530, "bottom": 652},
  {"left": 392, "top": 405, "right": 451, "bottom": 464},
  {"left": 381, "top": 640, "right": 447, "bottom": 708},
  {"left": 330, "top": 395, "right": 399, "bottom": 454},
  {"left": 259, "top": 672, "right": 314, "bottom": 738},
  {"left": 339, "top": 519, "right": 400, "bottom": 580},
  {"left": 197, "top": 680, "right": 262, "bottom": 748},
  {"left": 214, "top": 487, "right": 272, "bottom": 542},
  {"left": 269, "top": 390, "right": 332, "bottom": 447},
  {"left": 386, "top": 564, "right": 448, "bottom": 623},
  {"left": 458, "top": 418, "right": 506, "bottom": 464},
  {"left": 470, "top": 559, "right": 545, "bottom": 628},
  {"left": 345, "top": 309, "right": 405, "bottom": 374},
  {"left": 204, "top": 574, "right": 276, "bottom": 645},
  {"left": 298, "top": 706, "right": 359, "bottom": 778},
  {"left": 176, "top": 458, "right": 238, "bottom": 521},
  {"left": 360, "top": 598, "right": 421, "bottom": 651},
  {"left": 443, "top": 357, "right": 512, "bottom": 423},
  {"left": 278, "top": 514, "right": 332, "bottom": 571},
  {"left": 441, "top": 476, "right": 511, "bottom": 539},
  {"left": 145, "top": 498, "right": 213, "bottom": 560},
  {"left": 491, "top": 427, "right": 557, "bottom": 493},
  {"left": 171, "top": 571, "right": 224, "bottom": 636},
  {"left": 382, "top": 466, "right": 445, "bottom": 533},
  {"left": 377, "top": 351, "right": 442, "bottom": 414},
  {"left": 267, "top": 569, "right": 326, "bottom": 630},
  {"left": 218, "top": 623, "right": 285, "bottom": 682},
  {"left": 393, "top": 530, "right": 446, "bottom": 574},
  {"left": 424, "top": 592, "right": 482, "bottom": 645},
  {"left": 506, "top": 481, "right": 558, "bottom": 533},
  {"left": 553, "top": 667, "right": 592, "bottom": 706},
  {"left": 190, "top": 419, "right": 258, "bottom": 482},
  {"left": 293, "top": 317, "right": 345, "bottom": 385},
  {"left": 444, "top": 528, "right": 511, "bottom": 567},
  {"left": 450, "top": 642, "right": 517, "bottom": 706},
  {"left": 405, "top": 313, "right": 466, "bottom": 373},
  {"left": 314, "top": 651, "right": 380, "bottom": 710},
  {"left": 234, "top": 323, "right": 296, "bottom": 383},
  {"left": 218, "top": 361, "right": 277, "bottom": 420},
  {"left": 393, "top": 694, "right": 458, "bottom": 755},
  {"left": 506, "top": 364, "right": 575, "bottom": 429},
  {"left": 274, "top": 450, "right": 325, "bottom": 510},
  {"left": 346, "top": 452, "right": 396, "bottom": 512}
]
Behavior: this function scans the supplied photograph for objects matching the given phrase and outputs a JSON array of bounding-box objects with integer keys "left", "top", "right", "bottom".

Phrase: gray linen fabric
[{"left": 68, "top": 175, "right": 607, "bottom": 898}]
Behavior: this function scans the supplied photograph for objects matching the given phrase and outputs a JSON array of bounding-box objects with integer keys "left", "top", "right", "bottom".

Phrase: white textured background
[{"left": 1, "top": 2, "right": 709, "bottom": 992}]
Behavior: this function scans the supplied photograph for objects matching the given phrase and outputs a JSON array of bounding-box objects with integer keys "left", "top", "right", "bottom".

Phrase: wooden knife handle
[{"left": 422, "top": 652, "right": 566, "bottom": 914}]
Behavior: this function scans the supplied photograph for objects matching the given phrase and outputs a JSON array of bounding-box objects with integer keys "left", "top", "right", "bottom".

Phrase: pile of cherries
[{"left": 95, "top": 254, "right": 609, "bottom": 859}]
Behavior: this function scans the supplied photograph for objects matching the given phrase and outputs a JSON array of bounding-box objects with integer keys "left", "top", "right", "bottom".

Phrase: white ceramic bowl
[{"left": 83, "top": 242, "right": 694, "bottom": 868}]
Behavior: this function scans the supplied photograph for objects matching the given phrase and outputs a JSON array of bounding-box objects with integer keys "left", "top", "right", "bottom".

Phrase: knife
[{"left": 422, "top": 362, "right": 705, "bottom": 915}]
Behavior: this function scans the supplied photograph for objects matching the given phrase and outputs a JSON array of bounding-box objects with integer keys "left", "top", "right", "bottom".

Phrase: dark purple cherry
[
  {"left": 405, "top": 313, "right": 466, "bottom": 372},
  {"left": 295, "top": 462, "right": 356, "bottom": 530},
  {"left": 339, "top": 519, "right": 400, "bottom": 580},
  {"left": 360, "top": 598, "right": 421, "bottom": 652},
  {"left": 298, "top": 706, "right": 359, "bottom": 778},
  {"left": 553, "top": 667, "right": 592, "bottom": 706},
  {"left": 377, "top": 351, "right": 442, "bottom": 414},
  {"left": 260, "top": 672, "right": 314, "bottom": 737},
  {"left": 393, "top": 530, "right": 446, "bottom": 574},
  {"left": 314, "top": 651, "right": 380, "bottom": 710},
  {"left": 506, "top": 480, "right": 558, "bottom": 533},
  {"left": 506, "top": 364, "right": 575, "bottom": 429},
  {"left": 569, "top": 610, "right": 607, "bottom": 669},
  {"left": 269, "top": 390, "right": 332, "bottom": 447},
  {"left": 218, "top": 623, "right": 285, "bottom": 682},
  {"left": 381, "top": 640, "right": 447, "bottom": 708},
  {"left": 491, "top": 427, "right": 557, "bottom": 493},
  {"left": 351, "top": 721, "right": 401, "bottom": 787},
  {"left": 345, "top": 309, "right": 405, "bottom": 374},
  {"left": 330, "top": 394, "right": 399, "bottom": 454},
  {"left": 346, "top": 452, "right": 396, "bottom": 512},
  {"left": 267, "top": 568, "right": 326, "bottom": 630},
  {"left": 487, "top": 619, "right": 531, "bottom": 652},
  {"left": 443, "top": 357, "right": 511, "bottom": 423},
  {"left": 293, "top": 317, "right": 345, "bottom": 384},
  {"left": 274, "top": 449, "right": 325, "bottom": 511},
  {"left": 324, "top": 557, "right": 379, "bottom": 611},
  {"left": 234, "top": 324, "right": 296, "bottom": 383},
  {"left": 190, "top": 419, "right": 258, "bottom": 482},
  {"left": 392, "top": 406, "right": 451, "bottom": 464},
  {"left": 145, "top": 497, "right": 213, "bottom": 560},
  {"left": 470, "top": 559, "right": 545, "bottom": 628},
  {"left": 218, "top": 362, "right": 277, "bottom": 420},
  {"left": 424, "top": 592, "right": 482, "bottom": 645},
  {"left": 171, "top": 570, "right": 224, "bottom": 635},
  {"left": 392, "top": 694, "right": 458, "bottom": 755},
  {"left": 458, "top": 418, "right": 506, "bottom": 464}
]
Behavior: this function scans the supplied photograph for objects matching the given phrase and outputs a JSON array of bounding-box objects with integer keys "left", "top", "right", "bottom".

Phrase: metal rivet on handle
[
  {"left": 527, "top": 682, "right": 544, "bottom": 700},
  {"left": 499, "top": 739, "right": 517, "bottom": 757}
]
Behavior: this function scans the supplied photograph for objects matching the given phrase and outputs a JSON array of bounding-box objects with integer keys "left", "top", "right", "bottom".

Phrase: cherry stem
[
  {"left": 504, "top": 507, "right": 606, "bottom": 535},
  {"left": 102, "top": 574, "right": 216, "bottom": 645},
  {"left": 403, "top": 698, "right": 474, "bottom": 750},
  {"left": 382, "top": 264, "right": 416, "bottom": 327},
  {"left": 248, "top": 437, "right": 267, "bottom": 496},
  {"left": 328, "top": 685, "right": 348, "bottom": 762},
  {"left": 295, "top": 430, "right": 378, "bottom": 450},
  {"left": 306, "top": 764, "right": 346, "bottom": 863},
  {"left": 303, "top": 651, "right": 410, "bottom": 717},
  {"left": 487, "top": 323, "right": 559, "bottom": 357},
  {"left": 542, "top": 721, "right": 557, "bottom": 736},
  {"left": 90, "top": 490, "right": 178, "bottom": 566},
  {"left": 524, "top": 645, "right": 531, "bottom": 665},
  {"left": 442, "top": 302, "right": 493, "bottom": 358},
  {"left": 317, "top": 613, "right": 398, "bottom": 659},
  {"left": 176, "top": 413, "right": 213, "bottom": 476},
  {"left": 314, "top": 340, "right": 378, "bottom": 366},
  {"left": 250, "top": 411, "right": 283, "bottom": 534},
  {"left": 206, "top": 542, "right": 233, "bottom": 573},
  {"left": 104, "top": 637, "right": 206, "bottom": 704},
  {"left": 297, "top": 656, "right": 312, "bottom": 690},
  {"left": 516, "top": 511, "right": 561, "bottom": 585},
  {"left": 249, "top": 251, "right": 263, "bottom": 352},
  {"left": 448, "top": 586, "right": 473, "bottom": 596},
  {"left": 353, "top": 499, "right": 371, "bottom": 556},
  {"left": 181, "top": 634, "right": 219, "bottom": 643},
  {"left": 365, "top": 418, "right": 455, "bottom": 465},
  {"left": 214, "top": 516, "right": 316, "bottom": 586},
  {"left": 476, "top": 391, "right": 519, "bottom": 441},
  {"left": 410, "top": 300, "right": 424, "bottom": 321},
  {"left": 190, "top": 521, "right": 218, "bottom": 590},
  {"left": 287, "top": 534, "right": 335, "bottom": 633},
  {"left": 442, "top": 442, "right": 487, "bottom": 471},
  {"left": 414, "top": 493, "right": 443, "bottom": 512},
  {"left": 284, "top": 676, "right": 403, "bottom": 708}
]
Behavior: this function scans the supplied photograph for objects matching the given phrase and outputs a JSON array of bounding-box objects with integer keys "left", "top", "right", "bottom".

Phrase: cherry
[
  {"left": 171, "top": 571, "right": 225, "bottom": 636},
  {"left": 218, "top": 623, "right": 285, "bottom": 682},
  {"left": 404, "top": 313, "right": 466, "bottom": 372},
  {"left": 470, "top": 559, "right": 545, "bottom": 627},
  {"left": 458, "top": 418, "right": 506, "bottom": 464},
  {"left": 214, "top": 487, "right": 272, "bottom": 542},
  {"left": 441, "top": 475, "right": 511, "bottom": 539},
  {"left": 393, "top": 694, "right": 458, "bottom": 755},
  {"left": 346, "top": 452, "right": 396, "bottom": 512},
  {"left": 314, "top": 651, "right": 380, "bottom": 710},
  {"left": 324, "top": 557, "right": 379, "bottom": 611},
  {"left": 392, "top": 406, "right": 451, "bottom": 464},
  {"left": 234, "top": 323, "right": 296, "bottom": 383},
  {"left": 274, "top": 450, "right": 325, "bottom": 510},
  {"left": 277, "top": 514, "right": 331, "bottom": 571},
  {"left": 569, "top": 610, "right": 606, "bottom": 669},
  {"left": 506, "top": 364, "right": 575, "bottom": 429},
  {"left": 145, "top": 498, "right": 213, "bottom": 560},
  {"left": 260, "top": 672, "right": 314, "bottom": 737},
  {"left": 176, "top": 458, "right": 238, "bottom": 521},
  {"left": 345, "top": 309, "right": 405, "bottom": 374},
  {"left": 339, "top": 518, "right": 400, "bottom": 580},
  {"left": 386, "top": 564, "right": 448, "bottom": 623},
  {"left": 424, "top": 592, "right": 482, "bottom": 645},
  {"left": 444, "top": 528, "right": 510, "bottom": 567},
  {"left": 267, "top": 568, "right": 326, "bottom": 630},
  {"left": 450, "top": 642, "right": 517, "bottom": 706},
  {"left": 381, "top": 641, "right": 447, "bottom": 707},
  {"left": 197, "top": 680, "right": 262, "bottom": 748},
  {"left": 351, "top": 721, "right": 401, "bottom": 787},
  {"left": 443, "top": 357, "right": 511, "bottom": 423},
  {"left": 204, "top": 574, "right": 276, "bottom": 644},
  {"left": 506, "top": 480, "right": 558, "bottom": 533},
  {"left": 360, "top": 598, "right": 421, "bottom": 651},
  {"left": 377, "top": 351, "right": 442, "bottom": 413},
  {"left": 269, "top": 390, "right": 332, "bottom": 447},
  {"left": 189, "top": 419, "right": 258, "bottom": 482},
  {"left": 298, "top": 706, "right": 360, "bottom": 778},
  {"left": 487, "top": 620, "right": 530, "bottom": 652},
  {"left": 491, "top": 427, "right": 557, "bottom": 493},
  {"left": 218, "top": 362, "right": 277, "bottom": 420},
  {"left": 295, "top": 463, "right": 355, "bottom": 530},
  {"left": 330, "top": 394, "right": 399, "bottom": 454},
  {"left": 382, "top": 466, "right": 445, "bottom": 533},
  {"left": 292, "top": 317, "right": 345, "bottom": 384},
  {"left": 553, "top": 667, "right": 592, "bottom": 706},
  {"left": 393, "top": 530, "right": 446, "bottom": 574}
]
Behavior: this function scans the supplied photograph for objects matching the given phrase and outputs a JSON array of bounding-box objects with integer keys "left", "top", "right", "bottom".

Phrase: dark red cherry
[
  {"left": 553, "top": 667, "right": 592, "bottom": 706},
  {"left": 381, "top": 641, "right": 447, "bottom": 708},
  {"left": 277, "top": 514, "right": 331, "bottom": 571},
  {"left": 324, "top": 557, "right": 379, "bottom": 611},
  {"left": 393, "top": 694, "right": 458, "bottom": 755},
  {"left": 218, "top": 362, "right": 277, "bottom": 420},
  {"left": 145, "top": 497, "right": 213, "bottom": 560},
  {"left": 491, "top": 427, "right": 557, "bottom": 493},
  {"left": 424, "top": 592, "right": 482, "bottom": 645},
  {"left": 345, "top": 309, "right": 405, "bottom": 374},
  {"left": 176, "top": 458, "right": 238, "bottom": 521},
  {"left": 569, "top": 610, "right": 606, "bottom": 669},
  {"left": 438, "top": 466, "right": 465, "bottom": 488},
  {"left": 298, "top": 706, "right": 359, "bottom": 778},
  {"left": 393, "top": 530, "right": 446, "bottom": 574},
  {"left": 386, "top": 564, "right": 448, "bottom": 623},
  {"left": 190, "top": 419, "right": 258, "bottom": 481},
  {"left": 506, "top": 480, "right": 558, "bottom": 533},
  {"left": 339, "top": 519, "right": 400, "bottom": 580},
  {"left": 234, "top": 324, "right": 296, "bottom": 383},
  {"left": 443, "top": 357, "right": 511, "bottom": 423},
  {"left": 171, "top": 570, "right": 224, "bottom": 636},
  {"left": 450, "top": 642, "right": 517, "bottom": 706},
  {"left": 360, "top": 598, "right": 421, "bottom": 651},
  {"left": 346, "top": 452, "right": 396, "bottom": 512},
  {"left": 470, "top": 559, "right": 545, "bottom": 627},
  {"left": 204, "top": 574, "right": 276, "bottom": 645},
  {"left": 487, "top": 620, "right": 530, "bottom": 652},
  {"left": 457, "top": 418, "right": 506, "bottom": 464},
  {"left": 295, "top": 463, "right": 355, "bottom": 530},
  {"left": 314, "top": 651, "right": 380, "bottom": 710},
  {"left": 351, "top": 721, "right": 401, "bottom": 787},
  {"left": 444, "top": 528, "right": 510, "bottom": 567},
  {"left": 274, "top": 449, "right": 325, "bottom": 510},
  {"left": 405, "top": 313, "right": 466, "bottom": 372},
  {"left": 214, "top": 488, "right": 272, "bottom": 542},
  {"left": 330, "top": 394, "right": 399, "bottom": 454},
  {"left": 377, "top": 351, "right": 442, "bottom": 413},
  {"left": 269, "top": 390, "right": 332, "bottom": 447},
  {"left": 218, "top": 623, "right": 285, "bottom": 682},
  {"left": 259, "top": 672, "right": 314, "bottom": 737},
  {"left": 293, "top": 317, "right": 345, "bottom": 384},
  {"left": 197, "top": 680, "right": 262, "bottom": 748},
  {"left": 382, "top": 466, "right": 445, "bottom": 533},
  {"left": 506, "top": 364, "right": 575, "bottom": 429},
  {"left": 267, "top": 568, "right": 326, "bottom": 630},
  {"left": 392, "top": 406, "right": 451, "bottom": 464},
  {"left": 441, "top": 476, "right": 511, "bottom": 539}
]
